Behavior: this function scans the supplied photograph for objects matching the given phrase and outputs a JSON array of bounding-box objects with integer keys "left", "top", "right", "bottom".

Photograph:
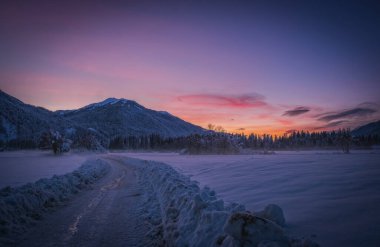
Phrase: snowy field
[
  {"left": 1, "top": 150, "right": 379, "bottom": 246},
  {"left": 0, "top": 151, "right": 89, "bottom": 188},
  {"left": 125, "top": 150, "right": 380, "bottom": 247},
  {"left": 1, "top": 155, "right": 311, "bottom": 246}
]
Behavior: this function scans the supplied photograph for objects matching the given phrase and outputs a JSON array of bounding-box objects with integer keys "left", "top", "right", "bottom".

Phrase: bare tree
[
  {"left": 207, "top": 123, "right": 215, "bottom": 131},
  {"left": 215, "top": 126, "right": 225, "bottom": 133}
]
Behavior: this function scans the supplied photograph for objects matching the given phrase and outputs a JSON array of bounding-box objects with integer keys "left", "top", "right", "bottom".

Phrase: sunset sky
[{"left": 1, "top": 0, "right": 380, "bottom": 135}]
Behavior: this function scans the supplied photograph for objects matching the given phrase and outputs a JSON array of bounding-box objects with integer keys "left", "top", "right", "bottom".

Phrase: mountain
[
  {"left": 56, "top": 98, "right": 204, "bottom": 138},
  {"left": 0, "top": 90, "right": 205, "bottom": 148},
  {"left": 352, "top": 120, "right": 380, "bottom": 137},
  {"left": 0, "top": 90, "right": 68, "bottom": 143}
]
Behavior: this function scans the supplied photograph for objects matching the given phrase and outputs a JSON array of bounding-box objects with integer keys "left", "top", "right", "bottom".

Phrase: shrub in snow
[{"left": 0, "top": 159, "right": 110, "bottom": 244}]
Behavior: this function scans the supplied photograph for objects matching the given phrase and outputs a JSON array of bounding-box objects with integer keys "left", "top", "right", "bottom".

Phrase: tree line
[
  {"left": 1, "top": 128, "right": 379, "bottom": 154},
  {"left": 108, "top": 129, "right": 379, "bottom": 154}
]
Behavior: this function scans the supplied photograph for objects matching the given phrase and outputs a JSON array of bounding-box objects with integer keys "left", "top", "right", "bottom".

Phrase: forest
[
  {"left": 1, "top": 127, "right": 379, "bottom": 154},
  {"left": 108, "top": 129, "right": 379, "bottom": 154}
]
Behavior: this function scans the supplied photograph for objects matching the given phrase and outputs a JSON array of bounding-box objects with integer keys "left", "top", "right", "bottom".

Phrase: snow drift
[
  {"left": 136, "top": 159, "right": 318, "bottom": 247},
  {"left": 0, "top": 159, "right": 110, "bottom": 244}
]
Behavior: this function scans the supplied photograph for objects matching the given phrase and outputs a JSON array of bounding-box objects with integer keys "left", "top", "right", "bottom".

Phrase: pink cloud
[
  {"left": 165, "top": 107, "right": 239, "bottom": 124},
  {"left": 251, "top": 113, "right": 273, "bottom": 120},
  {"left": 177, "top": 93, "right": 267, "bottom": 108},
  {"left": 277, "top": 119, "right": 294, "bottom": 126}
]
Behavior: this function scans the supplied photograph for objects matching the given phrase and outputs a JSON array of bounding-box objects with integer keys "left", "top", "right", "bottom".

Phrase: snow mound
[
  {"left": 0, "top": 159, "right": 110, "bottom": 244},
  {"left": 137, "top": 160, "right": 318, "bottom": 247},
  {"left": 223, "top": 212, "right": 286, "bottom": 247},
  {"left": 255, "top": 204, "right": 286, "bottom": 227}
]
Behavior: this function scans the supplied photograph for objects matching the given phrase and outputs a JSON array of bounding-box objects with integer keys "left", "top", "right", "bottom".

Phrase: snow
[
  {"left": 87, "top": 127, "right": 97, "bottom": 132},
  {"left": 136, "top": 159, "right": 232, "bottom": 246},
  {"left": 133, "top": 158, "right": 316, "bottom": 247},
  {"left": 125, "top": 151, "right": 380, "bottom": 247},
  {"left": 0, "top": 152, "right": 320, "bottom": 246},
  {"left": 2, "top": 150, "right": 377, "bottom": 246},
  {"left": 159, "top": 111, "right": 173, "bottom": 116},
  {"left": 64, "top": 127, "right": 76, "bottom": 136},
  {"left": 82, "top": 98, "right": 134, "bottom": 110},
  {"left": 0, "top": 159, "right": 110, "bottom": 244},
  {"left": 0, "top": 151, "right": 90, "bottom": 188},
  {"left": 54, "top": 98, "right": 136, "bottom": 114},
  {"left": 84, "top": 98, "right": 119, "bottom": 110},
  {"left": 0, "top": 116, "right": 17, "bottom": 141}
]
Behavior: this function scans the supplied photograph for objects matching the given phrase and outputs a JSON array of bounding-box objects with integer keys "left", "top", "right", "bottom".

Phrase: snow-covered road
[{"left": 16, "top": 156, "right": 154, "bottom": 247}]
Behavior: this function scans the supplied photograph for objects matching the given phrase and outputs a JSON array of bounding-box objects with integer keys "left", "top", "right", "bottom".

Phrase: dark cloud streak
[
  {"left": 318, "top": 108, "right": 376, "bottom": 122},
  {"left": 314, "top": 120, "right": 348, "bottom": 130},
  {"left": 283, "top": 107, "right": 310, "bottom": 117}
]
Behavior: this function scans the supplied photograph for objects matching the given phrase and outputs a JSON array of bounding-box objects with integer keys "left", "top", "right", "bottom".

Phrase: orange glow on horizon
[{"left": 225, "top": 127, "right": 290, "bottom": 137}]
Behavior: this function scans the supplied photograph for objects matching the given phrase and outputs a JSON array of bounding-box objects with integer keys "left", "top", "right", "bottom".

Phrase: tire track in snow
[
  {"left": 16, "top": 156, "right": 154, "bottom": 247},
  {"left": 64, "top": 167, "right": 127, "bottom": 241}
]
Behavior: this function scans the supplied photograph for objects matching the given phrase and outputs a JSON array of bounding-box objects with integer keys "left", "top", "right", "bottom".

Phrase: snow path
[{"left": 16, "top": 156, "right": 153, "bottom": 247}]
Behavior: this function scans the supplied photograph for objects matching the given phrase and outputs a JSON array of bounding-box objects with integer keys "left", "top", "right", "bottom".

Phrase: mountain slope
[
  {"left": 58, "top": 98, "right": 204, "bottom": 138},
  {"left": 0, "top": 90, "right": 64, "bottom": 143},
  {"left": 352, "top": 120, "right": 380, "bottom": 136}
]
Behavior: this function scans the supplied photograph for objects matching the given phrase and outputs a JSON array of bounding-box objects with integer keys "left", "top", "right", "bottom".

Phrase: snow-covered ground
[
  {"left": 134, "top": 157, "right": 309, "bottom": 247},
  {"left": 0, "top": 151, "right": 89, "bottom": 188},
  {"left": 2, "top": 155, "right": 310, "bottom": 247},
  {"left": 2, "top": 150, "right": 379, "bottom": 246},
  {"left": 125, "top": 150, "right": 380, "bottom": 247},
  {"left": 0, "top": 159, "right": 110, "bottom": 245}
]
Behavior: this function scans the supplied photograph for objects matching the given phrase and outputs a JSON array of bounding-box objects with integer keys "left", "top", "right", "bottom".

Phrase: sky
[{"left": 1, "top": 0, "right": 380, "bottom": 135}]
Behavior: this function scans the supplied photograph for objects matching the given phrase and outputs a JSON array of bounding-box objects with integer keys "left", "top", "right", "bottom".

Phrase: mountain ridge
[
  {"left": 352, "top": 120, "right": 380, "bottom": 137},
  {"left": 0, "top": 90, "right": 205, "bottom": 149}
]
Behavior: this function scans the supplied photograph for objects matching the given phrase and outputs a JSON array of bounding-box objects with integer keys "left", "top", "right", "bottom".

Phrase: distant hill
[
  {"left": 0, "top": 90, "right": 205, "bottom": 148},
  {"left": 352, "top": 120, "right": 380, "bottom": 137}
]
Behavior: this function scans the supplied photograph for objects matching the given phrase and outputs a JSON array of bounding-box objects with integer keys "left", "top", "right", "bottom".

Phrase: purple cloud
[
  {"left": 318, "top": 108, "right": 376, "bottom": 122},
  {"left": 283, "top": 106, "right": 310, "bottom": 117},
  {"left": 177, "top": 93, "right": 267, "bottom": 108}
]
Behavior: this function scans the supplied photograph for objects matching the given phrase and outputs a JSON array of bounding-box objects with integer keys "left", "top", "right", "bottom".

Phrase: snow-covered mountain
[
  {"left": 352, "top": 120, "right": 380, "bottom": 136},
  {"left": 56, "top": 97, "right": 204, "bottom": 138},
  {"left": 0, "top": 90, "right": 72, "bottom": 144},
  {"left": 0, "top": 90, "right": 205, "bottom": 147}
]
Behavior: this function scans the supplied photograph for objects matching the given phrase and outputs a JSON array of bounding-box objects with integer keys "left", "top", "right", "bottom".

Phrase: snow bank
[
  {"left": 0, "top": 159, "right": 110, "bottom": 244},
  {"left": 137, "top": 160, "right": 318, "bottom": 247},
  {"left": 127, "top": 152, "right": 380, "bottom": 247}
]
